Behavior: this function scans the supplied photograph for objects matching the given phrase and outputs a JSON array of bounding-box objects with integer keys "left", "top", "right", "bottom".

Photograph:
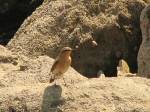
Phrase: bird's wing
[{"left": 50, "top": 59, "right": 59, "bottom": 73}]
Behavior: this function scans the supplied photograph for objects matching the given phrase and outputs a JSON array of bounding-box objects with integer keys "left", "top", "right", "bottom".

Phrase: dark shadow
[
  {"left": 41, "top": 85, "right": 63, "bottom": 112},
  {"left": 0, "top": 0, "right": 44, "bottom": 45},
  {"left": 71, "top": 26, "right": 124, "bottom": 78},
  {"left": 119, "top": 2, "right": 145, "bottom": 73},
  {"left": 9, "top": 106, "right": 16, "bottom": 112}
]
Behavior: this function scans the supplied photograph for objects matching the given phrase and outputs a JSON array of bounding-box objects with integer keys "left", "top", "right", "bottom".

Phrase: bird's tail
[
  {"left": 49, "top": 78, "right": 55, "bottom": 83},
  {"left": 49, "top": 73, "right": 55, "bottom": 83}
]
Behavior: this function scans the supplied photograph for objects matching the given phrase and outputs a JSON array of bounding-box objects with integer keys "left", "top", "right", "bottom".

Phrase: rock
[
  {"left": 0, "top": 45, "right": 86, "bottom": 85},
  {"left": 7, "top": 0, "right": 147, "bottom": 77},
  {"left": 137, "top": 5, "right": 150, "bottom": 78},
  {"left": 0, "top": 45, "right": 150, "bottom": 111},
  {"left": 0, "top": 45, "right": 87, "bottom": 111}
]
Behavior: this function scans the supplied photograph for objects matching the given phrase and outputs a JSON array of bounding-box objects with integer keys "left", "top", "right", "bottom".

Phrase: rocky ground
[{"left": 0, "top": 45, "right": 150, "bottom": 112}]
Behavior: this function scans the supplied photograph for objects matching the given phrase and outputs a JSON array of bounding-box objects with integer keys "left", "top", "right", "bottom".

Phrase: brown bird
[{"left": 49, "top": 47, "right": 72, "bottom": 85}]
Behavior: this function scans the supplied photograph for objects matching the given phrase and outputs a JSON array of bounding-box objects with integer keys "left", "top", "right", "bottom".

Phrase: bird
[
  {"left": 97, "top": 70, "right": 105, "bottom": 78},
  {"left": 117, "top": 59, "right": 130, "bottom": 76},
  {"left": 49, "top": 47, "right": 72, "bottom": 85}
]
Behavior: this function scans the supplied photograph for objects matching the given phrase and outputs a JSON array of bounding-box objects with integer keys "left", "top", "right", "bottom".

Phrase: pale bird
[
  {"left": 97, "top": 70, "right": 105, "bottom": 78},
  {"left": 117, "top": 59, "right": 130, "bottom": 76},
  {"left": 49, "top": 47, "right": 72, "bottom": 85}
]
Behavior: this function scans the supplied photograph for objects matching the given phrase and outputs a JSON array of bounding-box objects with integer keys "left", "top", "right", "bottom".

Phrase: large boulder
[
  {"left": 7, "top": 0, "right": 146, "bottom": 77},
  {"left": 0, "top": 45, "right": 85, "bottom": 85},
  {"left": 138, "top": 5, "right": 150, "bottom": 78},
  {"left": 0, "top": 45, "right": 86, "bottom": 111}
]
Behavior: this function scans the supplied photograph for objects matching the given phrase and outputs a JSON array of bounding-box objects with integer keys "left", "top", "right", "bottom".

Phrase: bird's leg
[
  {"left": 63, "top": 77, "right": 67, "bottom": 86},
  {"left": 54, "top": 80, "right": 57, "bottom": 86}
]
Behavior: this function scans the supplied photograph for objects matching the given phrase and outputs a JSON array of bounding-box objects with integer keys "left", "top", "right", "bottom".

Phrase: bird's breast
[{"left": 52, "top": 56, "right": 71, "bottom": 75}]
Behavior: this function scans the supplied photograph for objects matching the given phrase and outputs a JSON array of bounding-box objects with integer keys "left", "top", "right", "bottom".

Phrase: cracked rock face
[
  {"left": 138, "top": 5, "right": 150, "bottom": 78},
  {"left": 0, "top": 45, "right": 150, "bottom": 112}
]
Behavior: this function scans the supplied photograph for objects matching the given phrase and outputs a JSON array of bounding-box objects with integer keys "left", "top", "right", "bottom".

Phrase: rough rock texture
[
  {"left": 0, "top": 45, "right": 86, "bottom": 111},
  {"left": 0, "top": 0, "right": 44, "bottom": 45},
  {"left": 7, "top": 0, "right": 147, "bottom": 77},
  {"left": 138, "top": 5, "right": 150, "bottom": 78},
  {"left": 0, "top": 45, "right": 150, "bottom": 112}
]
